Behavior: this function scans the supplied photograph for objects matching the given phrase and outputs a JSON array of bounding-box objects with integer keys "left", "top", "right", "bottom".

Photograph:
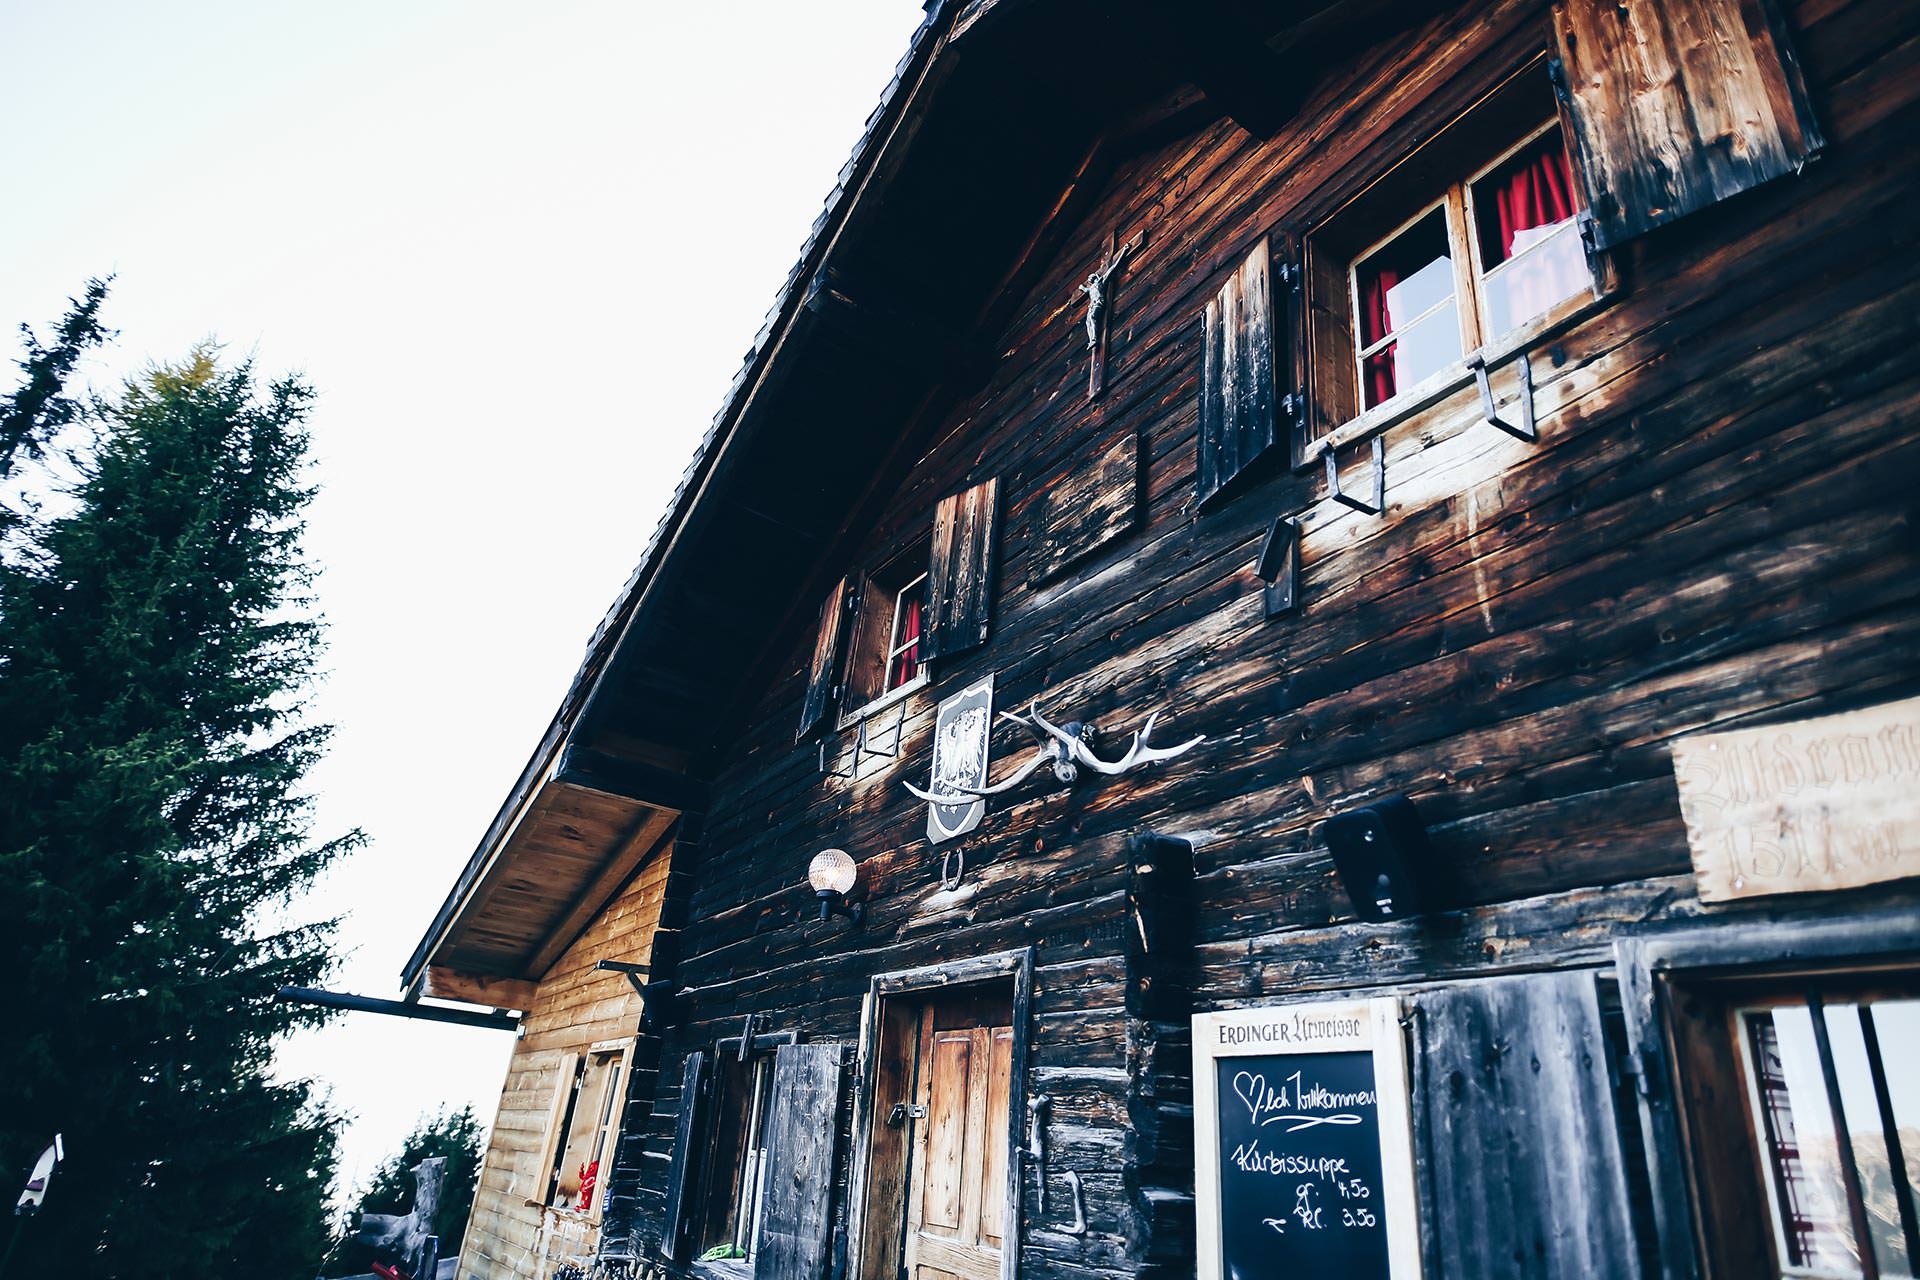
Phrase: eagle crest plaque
[{"left": 926, "top": 674, "right": 994, "bottom": 844}]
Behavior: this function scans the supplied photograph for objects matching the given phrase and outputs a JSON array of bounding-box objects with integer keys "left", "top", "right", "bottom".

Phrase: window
[
  {"left": 1650, "top": 964, "right": 1920, "bottom": 1279},
  {"left": 696, "top": 1049, "right": 778, "bottom": 1261},
  {"left": 1737, "top": 993, "right": 1920, "bottom": 1278},
  {"left": 797, "top": 479, "right": 999, "bottom": 743},
  {"left": 1301, "top": 62, "right": 1602, "bottom": 446},
  {"left": 540, "top": 1042, "right": 632, "bottom": 1218},
  {"left": 840, "top": 539, "right": 931, "bottom": 717}
]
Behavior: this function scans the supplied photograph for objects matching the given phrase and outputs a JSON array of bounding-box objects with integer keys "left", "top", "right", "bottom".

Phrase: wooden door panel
[
  {"left": 981, "top": 1027, "right": 1012, "bottom": 1247},
  {"left": 922, "top": 1029, "right": 973, "bottom": 1233},
  {"left": 905, "top": 1017, "right": 1012, "bottom": 1280}
]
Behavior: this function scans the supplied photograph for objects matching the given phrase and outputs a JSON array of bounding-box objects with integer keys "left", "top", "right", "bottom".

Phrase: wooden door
[{"left": 903, "top": 1004, "right": 1013, "bottom": 1280}]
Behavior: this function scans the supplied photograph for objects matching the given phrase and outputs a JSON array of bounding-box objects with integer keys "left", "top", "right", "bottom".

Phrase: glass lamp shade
[{"left": 807, "top": 848, "right": 858, "bottom": 896}]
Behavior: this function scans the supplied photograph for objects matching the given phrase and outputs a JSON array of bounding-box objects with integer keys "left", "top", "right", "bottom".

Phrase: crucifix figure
[{"left": 1078, "top": 228, "right": 1145, "bottom": 400}]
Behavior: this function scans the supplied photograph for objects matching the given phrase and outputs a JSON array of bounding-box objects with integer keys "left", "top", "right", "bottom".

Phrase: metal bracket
[
  {"left": 1275, "top": 257, "right": 1303, "bottom": 292},
  {"left": 1027, "top": 1094, "right": 1053, "bottom": 1213},
  {"left": 819, "top": 732, "right": 857, "bottom": 780},
  {"left": 1063, "top": 1171, "right": 1088, "bottom": 1236},
  {"left": 1468, "top": 349, "right": 1536, "bottom": 441},
  {"left": 1281, "top": 390, "right": 1307, "bottom": 431},
  {"left": 738, "top": 1012, "right": 760, "bottom": 1062},
  {"left": 594, "top": 960, "right": 650, "bottom": 998},
  {"left": 1256, "top": 515, "right": 1300, "bottom": 618},
  {"left": 886, "top": 1102, "right": 928, "bottom": 1128},
  {"left": 1324, "top": 436, "right": 1385, "bottom": 515},
  {"left": 857, "top": 700, "right": 906, "bottom": 761}
]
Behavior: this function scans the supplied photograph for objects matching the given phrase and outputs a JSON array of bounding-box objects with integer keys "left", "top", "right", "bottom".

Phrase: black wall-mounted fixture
[
  {"left": 807, "top": 848, "right": 866, "bottom": 925},
  {"left": 1325, "top": 435, "right": 1385, "bottom": 515},
  {"left": 1256, "top": 515, "right": 1301, "bottom": 617},
  {"left": 1323, "top": 793, "right": 1432, "bottom": 922},
  {"left": 1468, "top": 349, "right": 1536, "bottom": 441}
]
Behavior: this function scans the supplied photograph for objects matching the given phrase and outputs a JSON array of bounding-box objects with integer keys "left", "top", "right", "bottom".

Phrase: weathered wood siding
[
  {"left": 460, "top": 848, "right": 674, "bottom": 1280},
  {"left": 631, "top": 0, "right": 1920, "bottom": 1275}
]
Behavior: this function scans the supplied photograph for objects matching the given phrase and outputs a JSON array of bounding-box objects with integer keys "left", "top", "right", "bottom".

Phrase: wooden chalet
[{"left": 407, "top": 0, "right": 1920, "bottom": 1276}]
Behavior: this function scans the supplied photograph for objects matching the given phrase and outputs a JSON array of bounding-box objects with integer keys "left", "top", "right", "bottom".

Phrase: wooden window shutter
[
  {"left": 796, "top": 574, "right": 856, "bottom": 742},
  {"left": 659, "top": 1050, "right": 709, "bottom": 1263},
  {"left": 921, "top": 478, "right": 998, "bottom": 662},
  {"left": 1197, "top": 237, "right": 1285, "bottom": 510},
  {"left": 1552, "top": 0, "right": 1824, "bottom": 249},
  {"left": 753, "top": 1043, "right": 848, "bottom": 1279},
  {"left": 1411, "top": 972, "right": 1643, "bottom": 1276}
]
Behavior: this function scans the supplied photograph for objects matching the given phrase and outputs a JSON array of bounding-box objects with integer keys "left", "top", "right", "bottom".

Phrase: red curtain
[
  {"left": 1490, "top": 138, "right": 1579, "bottom": 263},
  {"left": 1360, "top": 266, "right": 1399, "bottom": 407},
  {"left": 889, "top": 598, "right": 923, "bottom": 690}
]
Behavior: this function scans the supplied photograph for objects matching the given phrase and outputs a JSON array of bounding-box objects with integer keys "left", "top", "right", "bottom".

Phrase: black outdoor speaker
[{"left": 1323, "top": 793, "right": 1431, "bottom": 922}]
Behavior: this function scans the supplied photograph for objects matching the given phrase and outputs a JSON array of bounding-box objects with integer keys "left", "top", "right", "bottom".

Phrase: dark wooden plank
[
  {"left": 923, "top": 477, "right": 1000, "bottom": 660},
  {"left": 1413, "top": 971, "right": 1643, "bottom": 1278},
  {"left": 659, "top": 1050, "right": 709, "bottom": 1262},
  {"left": 756, "top": 1042, "right": 848, "bottom": 1279},
  {"left": 1553, "top": 0, "right": 1826, "bottom": 247},
  {"left": 1029, "top": 429, "right": 1141, "bottom": 585},
  {"left": 797, "top": 574, "right": 855, "bottom": 741},
  {"left": 1196, "top": 238, "right": 1282, "bottom": 509}
]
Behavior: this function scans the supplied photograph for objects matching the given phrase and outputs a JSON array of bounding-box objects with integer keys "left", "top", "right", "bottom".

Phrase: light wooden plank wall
[{"left": 456, "top": 846, "right": 674, "bottom": 1280}]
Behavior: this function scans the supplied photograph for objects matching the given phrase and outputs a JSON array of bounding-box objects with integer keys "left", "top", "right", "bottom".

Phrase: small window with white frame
[
  {"left": 840, "top": 537, "right": 931, "bottom": 719},
  {"left": 1301, "top": 58, "right": 1606, "bottom": 447}
]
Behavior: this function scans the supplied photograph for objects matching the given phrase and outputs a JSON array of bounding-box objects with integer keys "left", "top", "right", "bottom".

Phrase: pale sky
[{"left": 0, "top": 0, "right": 925, "bottom": 1208}]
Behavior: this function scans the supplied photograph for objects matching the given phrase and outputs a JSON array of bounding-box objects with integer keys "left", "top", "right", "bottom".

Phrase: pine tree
[
  {"left": 0, "top": 294, "right": 356, "bottom": 1279},
  {"left": 325, "top": 1106, "right": 486, "bottom": 1277}
]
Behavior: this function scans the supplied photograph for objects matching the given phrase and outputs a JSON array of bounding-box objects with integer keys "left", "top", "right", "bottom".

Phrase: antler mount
[{"left": 905, "top": 702, "right": 1204, "bottom": 808}]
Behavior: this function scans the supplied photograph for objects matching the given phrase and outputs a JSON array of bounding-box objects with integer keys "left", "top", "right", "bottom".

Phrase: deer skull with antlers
[{"left": 904, "top": 702, "right": 1204, "bottom": 807}]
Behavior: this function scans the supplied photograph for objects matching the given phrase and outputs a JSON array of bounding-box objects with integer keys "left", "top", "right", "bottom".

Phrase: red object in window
[
  {"left": 888, "top": 598, "right": 923, "bottom": 691},
  {"left": 576, "top": 1159, "right": 599, "bottom": 1213},
  {"left": 371, "top": 1265, "right": 404, "bottom": 1280},
  {"left": 1359, "top": 266, "right": 1400, "bottom": 408},
  {"left": 1485, "top": 134, "right": 1579, "bottom": 265}
]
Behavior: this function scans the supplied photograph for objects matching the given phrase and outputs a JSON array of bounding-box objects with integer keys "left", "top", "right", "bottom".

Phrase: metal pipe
[{"left": 275, "top": 986, "right": 519, "bottom": 1031}]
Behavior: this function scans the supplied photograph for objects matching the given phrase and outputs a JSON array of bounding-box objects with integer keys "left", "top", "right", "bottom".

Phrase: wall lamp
[{"left": 807, "top": 848, "right": 865, "bottom": 925}]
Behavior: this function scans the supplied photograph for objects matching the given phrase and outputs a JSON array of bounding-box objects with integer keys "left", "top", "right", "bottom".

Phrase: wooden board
[
  {"left": 1028, "top": 428, "right": 1140, "bottom": 585},
  {"left": 1553, "top": 0, "right": 1825, "bottom": 247},
  {"left": 1197, "top": 237, "right": 1281, "bottom": 508},
  {"left": 924, "top": 479, "right": 1000, "bottom": 660},
  {"left": 1671, "top": 693, "right": 1920, "bottom": 902},
  {"left": 1410, "top": 971, "right": 1641, "bottom": 1278}
]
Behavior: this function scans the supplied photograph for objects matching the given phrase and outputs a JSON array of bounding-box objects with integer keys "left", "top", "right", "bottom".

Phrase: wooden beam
[
  {"left": 522, "top": 806, "right": 679, "bottom": 980},
  {"left": 422, "top": 966, "right": 539, "bottom": 1011},
  {"left": 557, "top": 743, "right": 706, "bottom": 813}
]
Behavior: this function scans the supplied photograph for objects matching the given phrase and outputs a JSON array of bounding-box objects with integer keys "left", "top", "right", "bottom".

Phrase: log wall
[
  {"left": 624, "top": 0, "right": 1920, "bottom": 1274},
  {"left": 460, "top": 847, "right": 674, "bottom": 1280}
]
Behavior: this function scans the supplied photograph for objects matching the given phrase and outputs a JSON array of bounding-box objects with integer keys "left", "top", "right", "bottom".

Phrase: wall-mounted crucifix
[{"left": 1079, "top": 228, "right": 1145, "bottom": 400}]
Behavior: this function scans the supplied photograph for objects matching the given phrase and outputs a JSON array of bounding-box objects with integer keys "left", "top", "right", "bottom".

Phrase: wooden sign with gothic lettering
[{"left": 1671, "top": 694, "right": 1920, "bottom": 902}]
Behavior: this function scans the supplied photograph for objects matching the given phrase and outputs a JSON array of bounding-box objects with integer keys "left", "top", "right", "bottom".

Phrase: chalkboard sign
[{"left": 1193, "top": 999, "right": 1421, "bottom": 1280}]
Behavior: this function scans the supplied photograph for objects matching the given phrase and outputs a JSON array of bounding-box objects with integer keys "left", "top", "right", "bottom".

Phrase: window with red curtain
[
  {"left": 1470, "top": 126, "right": 1587, "bottom": 336},
  {"left": 885, "top": 582, "right": 925, "bottom": 691},
  {"left": 1353, "top": 208, "right": 1461, "bottom": 409}
]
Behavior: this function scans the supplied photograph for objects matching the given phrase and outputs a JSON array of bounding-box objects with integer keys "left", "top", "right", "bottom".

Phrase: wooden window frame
[
  {"left": 685, "top": 1029, "right": 800, "bottom": 1268},
  {"left": 837, "top": 540, "right": 933, "bottom": 731},
  {"left": 532, "top": 1039, "right": 636, "bottom": 1223},
  {"left": 1295, "top": 51, "right": 1619, "bottom": 470},
  {"left": 1614, "top": 909, "right": 1920, "bottom": 1280},
  {"left": 844, "top": 947, "right": 1035, "bottom": 1280}
]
